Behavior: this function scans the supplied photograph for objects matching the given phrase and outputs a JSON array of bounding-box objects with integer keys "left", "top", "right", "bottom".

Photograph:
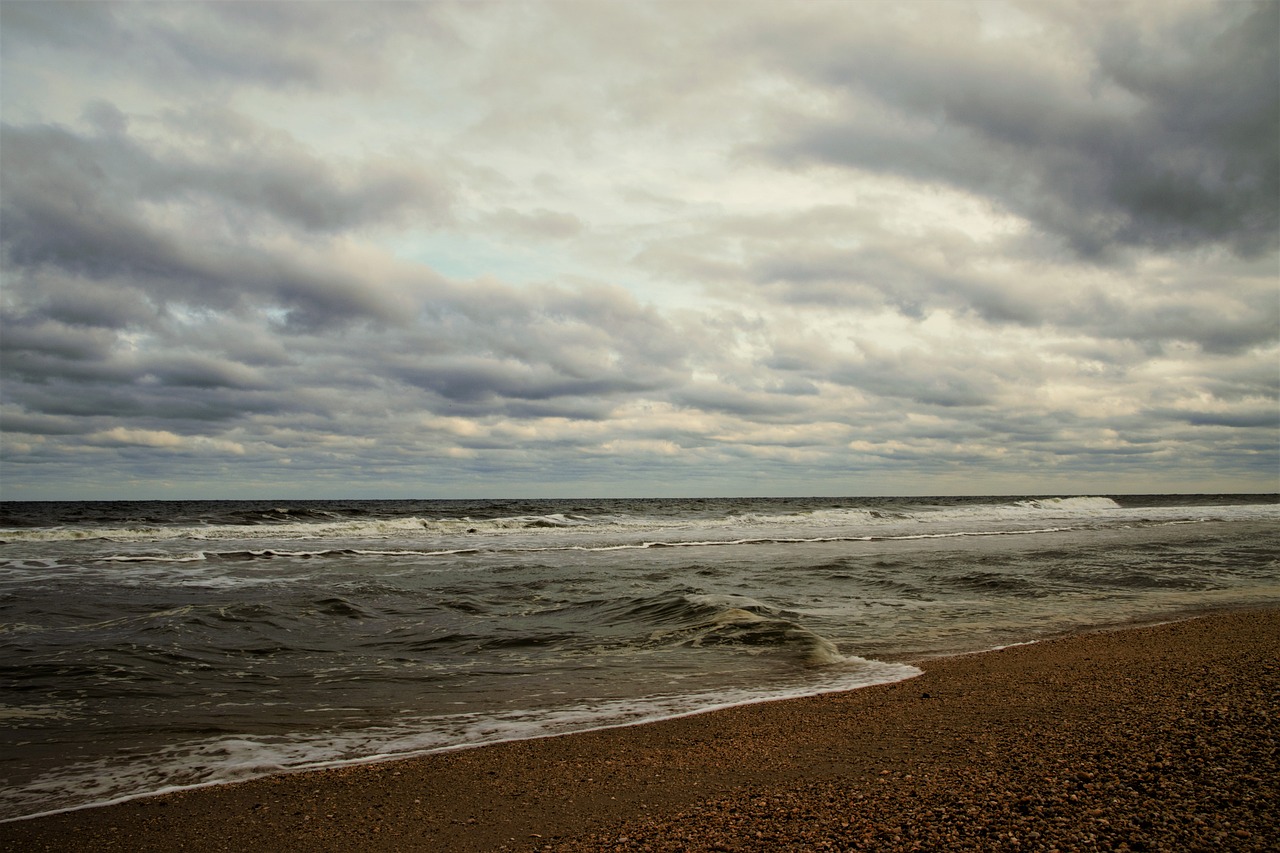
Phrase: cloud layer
[{"left": 2, "top": 1, "right": 1276, "bottom": 499}]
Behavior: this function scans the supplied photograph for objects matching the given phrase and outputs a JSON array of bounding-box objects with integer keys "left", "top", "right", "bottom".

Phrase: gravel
[{"left": 3, "top": 609, "right": 1276, "bottom": 853}]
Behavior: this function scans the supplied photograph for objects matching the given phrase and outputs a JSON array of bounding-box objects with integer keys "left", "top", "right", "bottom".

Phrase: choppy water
[{"left": 1, "top": 494, "right": 1277, "bottom": 821}]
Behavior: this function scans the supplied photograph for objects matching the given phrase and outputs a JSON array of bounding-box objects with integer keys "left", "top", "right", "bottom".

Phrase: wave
[
  {"left": 2, "top": 496, "right": 1274, "bottom": 548},
  {"left": 0, "top": 650, "right": 920, "bottom": 824},
  {"left": 656, "top": 605, "right": 846, "bottom": 666},
  {"left": 1015, "top": 496, "right": 1119, "bottom": 511},
  {"left": 595, "top": 589, "right": 849, "bottom": 666},
  {"left": 0, "top": 517, "right": 440, "bottom": 544}
]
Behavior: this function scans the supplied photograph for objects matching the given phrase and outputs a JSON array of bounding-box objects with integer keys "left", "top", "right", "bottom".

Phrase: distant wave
[{"left": 4, "top": 496, "right": 1277, "bottom": 546}]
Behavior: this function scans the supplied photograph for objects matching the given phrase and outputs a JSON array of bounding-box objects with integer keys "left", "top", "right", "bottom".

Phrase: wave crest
[{"left": 628, "top": 591, "right": 848, "bottom": 666}]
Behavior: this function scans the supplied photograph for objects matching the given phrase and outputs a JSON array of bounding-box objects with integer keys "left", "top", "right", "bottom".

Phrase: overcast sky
[{"left": 1, "top": 0, "right": 1277, "bottom": 500}]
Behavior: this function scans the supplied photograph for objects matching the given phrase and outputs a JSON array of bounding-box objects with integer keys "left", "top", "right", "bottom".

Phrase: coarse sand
[{"left": 3, "top": 608, "right": 1276, "bottom": 852}]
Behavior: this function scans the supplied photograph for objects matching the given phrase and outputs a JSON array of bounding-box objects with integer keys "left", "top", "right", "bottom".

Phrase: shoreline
[
  {"left": 0, "top": 604, "right": 1233, "bottom": 826},
  {"left": 3, "top": 607, "right": 1277, "bottom": 851},
  {"left": 3, "top": 602, "right": 1257, "bottom": 826},
  {"left": 0, "top": 661, "right": 925, "bottom": 829}
]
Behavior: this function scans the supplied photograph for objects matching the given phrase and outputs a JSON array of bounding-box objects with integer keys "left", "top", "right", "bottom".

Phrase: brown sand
[{"left": 3, "top": 609, "right": 1276, "bottom": 852}]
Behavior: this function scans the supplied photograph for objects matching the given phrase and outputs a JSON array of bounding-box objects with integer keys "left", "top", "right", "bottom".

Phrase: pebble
[
  {"left": 551, "top": 612, "right": 1279, "bottom": 853},
  {"left": 3, "top": 611, "right": 1275, "bottom": 853}
]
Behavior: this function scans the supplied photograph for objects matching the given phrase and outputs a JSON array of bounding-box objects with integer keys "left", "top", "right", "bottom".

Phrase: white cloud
[
  {"left": 88, "top": 427, "right": 245, "bottom": 456},
  {"left": 1, "top": 0, "right": 1275, "bottom": 499}
]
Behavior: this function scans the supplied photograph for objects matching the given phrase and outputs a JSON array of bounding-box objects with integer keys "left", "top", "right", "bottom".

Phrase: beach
[{"left": 3, "top": 607, "right": 1275, "bottom": 852}]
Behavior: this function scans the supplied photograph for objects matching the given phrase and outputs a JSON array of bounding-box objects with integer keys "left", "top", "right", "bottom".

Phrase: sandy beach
[{"left": 3, "top": 608, "right": 1276, "bottom": 852}]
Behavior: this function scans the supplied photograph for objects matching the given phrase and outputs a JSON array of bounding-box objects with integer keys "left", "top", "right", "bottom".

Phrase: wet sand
[{"left": 3, "top": 608, "right": 1276, "bottom": 852}]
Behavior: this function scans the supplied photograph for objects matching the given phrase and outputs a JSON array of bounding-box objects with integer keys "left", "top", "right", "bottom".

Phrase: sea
[{"left": 1, "top": 494, "right": 1277, "bottom": 822}]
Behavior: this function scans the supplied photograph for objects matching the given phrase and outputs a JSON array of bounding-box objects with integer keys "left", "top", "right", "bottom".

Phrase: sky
[{"left": 1, "top": 0, "right": 1277, "bottom": 500}]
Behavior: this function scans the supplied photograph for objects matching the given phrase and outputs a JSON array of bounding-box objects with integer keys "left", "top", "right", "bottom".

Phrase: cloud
[
  {"left": 0, "top": 116, "right": 455, "bottom": 332},
  {"left": 634, "top": 197, "right": 1278, "bottom": 356},
  {"left": 0, "top": 111, "right": 451, "bottom": 248},
  {"left": 88, "top": 427, "right": 246, "bottom": 456},
  {"left": 485, "top": 208, "right": 584, "bottom": 240},
  {"left": 760, "top": 0, "right": 1279, "bottom": 259},
  {"left": 0, "top": 1, "right": 451, "bottom": 92},
  {"left": 0, "top": 0, "right": 1275, "bottom": 499}
]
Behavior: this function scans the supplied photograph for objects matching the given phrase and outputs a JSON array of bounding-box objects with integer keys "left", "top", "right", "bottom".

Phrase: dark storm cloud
[{"left": 765, "top": 1, "right": 1279, "bottom": 258}]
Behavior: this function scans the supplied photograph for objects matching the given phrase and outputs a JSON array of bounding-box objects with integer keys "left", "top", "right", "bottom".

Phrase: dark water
[{"left": 1, "top": 494, "right": 1276, "bottom": 821}]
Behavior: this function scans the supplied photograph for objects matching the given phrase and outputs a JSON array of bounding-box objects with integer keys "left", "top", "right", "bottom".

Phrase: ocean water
[{"left": 1, "top": 494, "right": 1277, "bottom": 821}]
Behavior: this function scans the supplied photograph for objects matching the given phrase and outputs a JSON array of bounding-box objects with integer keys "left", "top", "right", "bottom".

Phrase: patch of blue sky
[
  {"left": 391, "top": 233, "right": 568, "bottom": 285},
  {"left": 386, "top": 232, "right": 698, "bottom": 312}
]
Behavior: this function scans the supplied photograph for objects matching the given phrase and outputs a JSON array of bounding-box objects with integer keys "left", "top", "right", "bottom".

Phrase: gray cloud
[
  {"left": 0, "top": 117, "right": 452, "bottom": 331},
  {"left": 391, "top": 355, "right": 659, "bottom": 407},
  {"left": 763, "top": 1, "right": 1278, "bottom": 259},
  {"left": 671, "top": 383, "right": 808, "bottom": 419},
  {"left": 2, "top": 114, "right": 450, "bottom": 239},
  {"left": 485, "top": 208, "right": 584, "bottom": 240},
  {"left": 636, "top": 198, "right": 1277, "bottom": 356},
  {"left": 1, "top": 1, "right": 1275, "bottom": 498},
  {"left": 1, "top": 1, "right": 449, "bottom": 92}
]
